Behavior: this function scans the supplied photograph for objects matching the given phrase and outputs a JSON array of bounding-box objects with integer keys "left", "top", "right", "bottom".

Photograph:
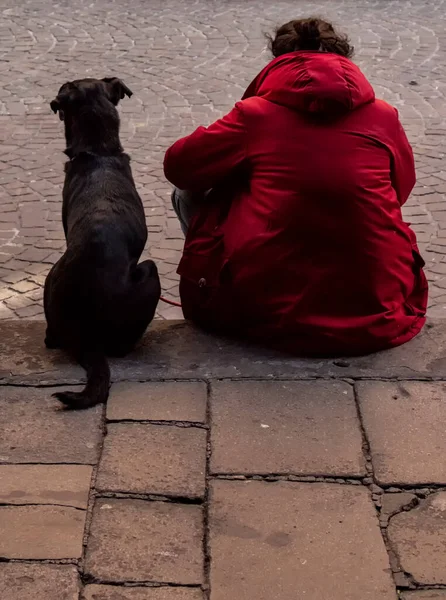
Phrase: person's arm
[
  {"left": 391, "top": 110, "right": 416, "bottom": 206},
  {"left": 164, "top": 102, "right": 247, "bottom": 191}
]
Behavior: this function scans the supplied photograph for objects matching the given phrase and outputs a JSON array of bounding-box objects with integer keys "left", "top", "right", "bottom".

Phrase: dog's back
[{"left": 63, "top": 152, "right": 147, "bottom": 263}]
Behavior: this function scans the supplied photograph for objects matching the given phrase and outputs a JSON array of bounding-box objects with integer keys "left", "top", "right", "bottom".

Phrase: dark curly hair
[{"left": 267, "top": 18, "right": 354, "bottom": 59}]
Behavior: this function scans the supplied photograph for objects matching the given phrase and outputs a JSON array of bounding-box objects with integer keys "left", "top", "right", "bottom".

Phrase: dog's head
[
  {"left": 50, "top": 77, "right": 132, "bottom": 121},
  {"left": 50, "top": 77, "right": 132, "bottom": 157}
]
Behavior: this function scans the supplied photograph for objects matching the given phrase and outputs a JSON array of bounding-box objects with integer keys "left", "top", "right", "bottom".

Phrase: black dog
[{"left": 44, "top": 77, "right": 161, "bottom": 409}]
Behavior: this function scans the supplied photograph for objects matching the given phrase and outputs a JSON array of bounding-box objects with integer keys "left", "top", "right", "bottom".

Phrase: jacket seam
[
  {"left": 337, "top": 59, "right": 354, "bottom": 110},
  {"left": 235, "top": 101, "right": 249, "bottom": 161}
]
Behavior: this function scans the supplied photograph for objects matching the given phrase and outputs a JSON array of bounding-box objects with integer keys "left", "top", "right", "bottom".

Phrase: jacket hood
[{"left": 242, "top": 52, "right": 375, "bottom": 113}]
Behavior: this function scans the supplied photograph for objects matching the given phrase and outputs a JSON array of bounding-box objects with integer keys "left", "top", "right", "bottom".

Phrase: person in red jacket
[{"left": 164, "top": 18, "right": 428, "bottom": 356}]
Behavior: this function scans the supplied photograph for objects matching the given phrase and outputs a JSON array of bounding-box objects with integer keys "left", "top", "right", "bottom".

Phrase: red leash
[{"left": 160, "top": 296, "right": 182, "bottom": 308}]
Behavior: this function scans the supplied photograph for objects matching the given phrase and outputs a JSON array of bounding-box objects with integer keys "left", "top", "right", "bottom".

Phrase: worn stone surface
[
  {"left": 0, "top": 464, "right": 92, "bottom": 507},
  {"left": 83, "top": 586, "right": 204, "bottom": 599},
  {"left": 0, "top": 564, "right": 80, "bottom": 600},
  {"left": 107, "top": 381, "right": 207, "bottom": 422},
  {"left": 85, "top": 499, "right": 203, "bottom": 583},
  {"left": 388, "top": 492, "right": 446, "bottom": 585},
  {"left": 211, "top": 381, "right": 365, "bottom": 476},
  {"left": 210, "top": 481, "right": 396, "bottom": 600},
  {"left": 401, "top": 593, "right": 446, "bottom": 599},
  {"left": 0, "top": 505, "right": 86, "bottom": 558},
  {"left": 1, "top": 320, "right": 446, "bottom": 384},
  {"left": 0, "top": 0, "right": 445, "bottom": 319},
  {"left": 0, "top": 321, "right": 83, "bottom": 381},
  {"left": 358, "top": 382, "right": 446, "bottom": 485},
  {"left": 96, "top": 424, "right": 206, "bottom": 497},
  {"left": 0, "top": 386, "right": 103, "bottom": 463}
]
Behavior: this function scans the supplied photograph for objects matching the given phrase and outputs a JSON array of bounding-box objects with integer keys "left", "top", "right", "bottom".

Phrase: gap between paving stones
[
  {"left": 81, "top": 573, "right": 208, "bottom": 589},
  {"left": 81, "top": 580, "right": 205, "bottom": 588},
  {"left": 353, "top": 382, "right": 374, "bottom": 479},
  {"left": 203, "top": 381, "right": 212, "bottom": 599},
  {"left": 96, "top": 493, "right": 203, "bottom": 505},
  {"left": 0, "top": 503, "right": 86, "bottom": 511},
  {"left": 212, "top": 474, "right": 365, "bottom": 482},
  {"left": 0, "top": 558, "right": 79, "bottom": 566},
  {"left": 5, "top": 376, "right": 446, "bottom": 389},
  {"left": 106, "top": 420, "right": 208, "bottom": 429},
  {"left": 3, "top": 478, "right": 446, "bottom": 505},
  {"left": 76, "top": 405, "right": 107, "bottom": 581}
]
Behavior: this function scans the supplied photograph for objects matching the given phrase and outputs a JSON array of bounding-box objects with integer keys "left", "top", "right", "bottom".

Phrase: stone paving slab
[
  {"left": 0, "top": 386, "right": 103, "bottom": 464},
  {"left": 211, "top": 380, "right": 365, "bottom": 476},
  {"left": 2, "top": 319, "right": 446, "bottom": 383},
  {"left": 107, "top": 381, "right": 207, "bottom": 422},
  {"left": 210, "top": 480, "right": 396, "bottom": 600},
  {"left": 85, "top": 499, "right": 203, "bottom": 584},
  {"left": 0, "top": 563, "right": 80, "bottom": 600},
  {"left": 96, "top": 424, "right": 206, "bottom": 497},
  {"left": 0, "top": 505, "right": 86, "bottom": 559},
  {"left": 358, "top": 382, "right": 446, "bottom": 485},
  {"left": 0, "top": 464, "right": 92, "bottom": 507},
  {"left": 83, "top": 586, "right": 204, "bottom": 599},
  {"left": 388, "top": 492, "right": 446, "bottom": 585}
]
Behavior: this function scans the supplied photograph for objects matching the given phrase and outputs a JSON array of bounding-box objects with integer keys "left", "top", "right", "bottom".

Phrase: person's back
[{"left": 164, "top": 18, "right": 428, "bottom": 356}]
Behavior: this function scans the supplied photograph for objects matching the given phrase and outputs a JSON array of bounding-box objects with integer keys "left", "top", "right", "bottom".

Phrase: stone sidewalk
[
  {"left": 1, "top": 0, "right": 446, "bottom": 320},
  {"left": 1, "top": 320, "right": 446, "bottom": 599}
]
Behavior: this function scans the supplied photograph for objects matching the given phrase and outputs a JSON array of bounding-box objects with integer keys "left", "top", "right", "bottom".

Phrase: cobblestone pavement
[
  {"left": 2, "top": 318, "right": 446, "bottom": 599},
  {"left": 1, "top": 0, "right": 446, "bottom": 320}
]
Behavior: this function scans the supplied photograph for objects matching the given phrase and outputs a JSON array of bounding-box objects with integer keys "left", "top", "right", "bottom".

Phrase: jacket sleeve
[
  {"left": 164, "top": 102, "right": 247, "bottom": 191},
  {"left": 391, "top": 111, "right": 416, "bottom": 206}
]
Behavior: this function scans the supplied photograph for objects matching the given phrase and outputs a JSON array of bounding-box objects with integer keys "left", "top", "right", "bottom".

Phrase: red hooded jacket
[{"left": 164, "top": 52, "right": 428, "bottom": 356}]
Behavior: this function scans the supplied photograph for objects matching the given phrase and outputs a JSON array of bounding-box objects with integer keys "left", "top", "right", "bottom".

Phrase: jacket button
[{"left": 198, "top": 278, "right": 206, "bottom": 288}]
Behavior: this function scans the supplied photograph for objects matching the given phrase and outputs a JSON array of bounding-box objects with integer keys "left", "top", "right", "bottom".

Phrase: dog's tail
[{"left": 53, "top": 350, "right": 110, "bottom": 410}]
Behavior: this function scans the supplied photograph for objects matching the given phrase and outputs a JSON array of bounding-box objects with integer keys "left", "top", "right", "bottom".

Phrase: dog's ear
[
  {"left": 50, "top": 95, "right": 69, "bottom": 121},
  {"left": 102, "top": 77, "right": 133, "bottom": 105},
  {"left": 50, "top": 98, "right": 62, "bottom": 117},
  {"left": 50, "top": 84, "right": 78, "bottom": 121}
]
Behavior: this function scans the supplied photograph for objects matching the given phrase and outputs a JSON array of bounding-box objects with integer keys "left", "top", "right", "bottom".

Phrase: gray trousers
[{"left": 171, "top": 188, "right": 208, "bottom": 236}]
